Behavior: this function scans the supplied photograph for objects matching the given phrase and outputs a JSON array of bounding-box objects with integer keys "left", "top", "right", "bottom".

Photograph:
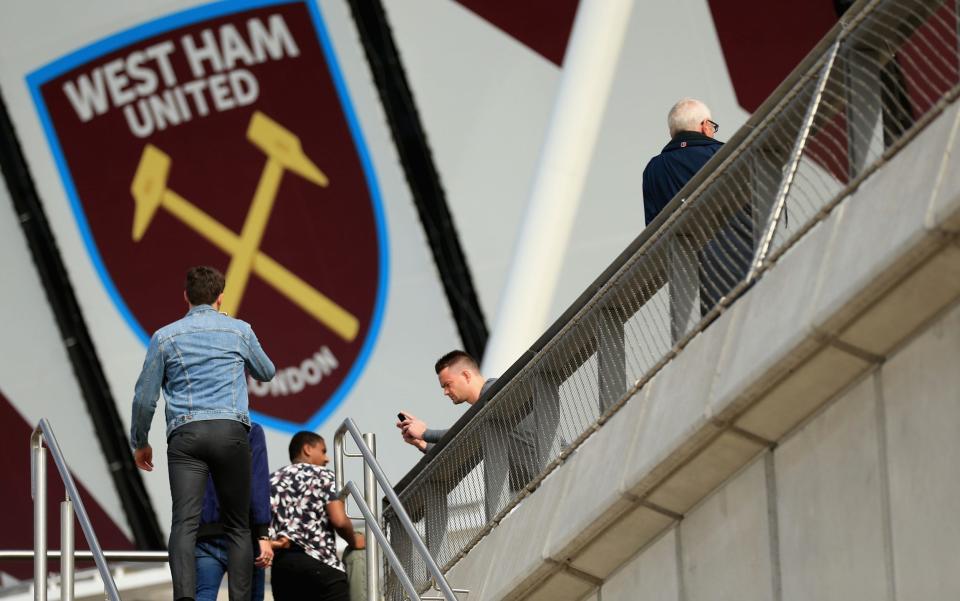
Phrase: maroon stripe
[
  {"left": 707, "top": 0, "right": 837, "bottom": 112},
  {"left": 0, "top": 390, "right": 133, "bottom": 580},
  {"left": 455, "top": 0, "right": 580, "bottom": 66}
]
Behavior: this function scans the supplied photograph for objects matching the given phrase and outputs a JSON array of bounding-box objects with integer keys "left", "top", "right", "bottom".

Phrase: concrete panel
[
  {"left": 837, "top": 243, "right": 960, "bottom": 356},
  {"left": 444, "top": 506, "right": 515, "bottom": 601},
  {"left": 523, "top": 569, "right": 595, "bottom": 601},
  {"left": 680, "top": 457, "right": 775, "bottom": 601},
  {"left": 602, "top": 528, "right": 681, "bottom": 601},
  {"left": 775, "top": 376, "right": 890, "bottom": 601},
  {"left": 478, "top": 464, "right": 574, "bottom": 601},
  {"left": 621, "top": 309, "right": 736, "bottom": 497},
  {"left": 542, "top": 383, "right": 648, "bottom": 564},
  {"left": 569, "top": 503, "right": 675, "bottom": 579},
  {"left": 709, "top": 220, "right": 831, "bottom": 424},
  {"left": 646, "top": 431, "right": 765, "bottom": 514},
  {"left": 735, "top": 345, "right": 870, "bottom": 441},
  {"left": 881, "top": 301, "right": 960, "bottom": 599},
  {"left": 812, "top": 104, "right": 960, "bottom": 339},
  {"left": 925, "top": 102, "right": 960, "bottom": 232}
]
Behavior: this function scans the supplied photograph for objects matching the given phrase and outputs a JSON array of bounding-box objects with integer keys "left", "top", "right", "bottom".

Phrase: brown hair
[
  {"left": 185, "top": 266, "right": 225, "bottom": 306},
  {"left": 434, "top": 350, "right": 479, "bottom": 375}
]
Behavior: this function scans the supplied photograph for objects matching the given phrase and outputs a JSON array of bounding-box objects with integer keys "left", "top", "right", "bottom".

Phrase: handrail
[
  {"left": 0, "top": 550, "right": 168, "bottom": 562},
  {"left": 31, "top": 418, "right": 121, "bottom": 601},
  {"left": 748, "top": 39, "right": 841, "bottom": 278},
  {"left": 335, "top": 418, "right": 459, "bottom": 601},
  {"left": 338, "top": 481, "right": 421, "bottom": 601},
  {"left": 333, "top": 428, "right": 380, "bottom": 601}
]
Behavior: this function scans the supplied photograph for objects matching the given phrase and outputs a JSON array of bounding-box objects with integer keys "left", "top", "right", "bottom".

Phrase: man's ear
[
  {"left": 215, "top": 292, "right": 224, "bottom": 311},
  {"left": 183, "top": 290, "right": 190, "bottom": 306},
  {"left": 462, "top": 369, "right": 472, "bottom": 383}
]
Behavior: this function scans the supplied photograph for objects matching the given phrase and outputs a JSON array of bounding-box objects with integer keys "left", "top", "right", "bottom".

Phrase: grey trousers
[
  {"left": 343, "top": 547, "right": 366, "bottom": 601},
  {"left": 167, "top": 419, "right": 251, "bottom": 601}
]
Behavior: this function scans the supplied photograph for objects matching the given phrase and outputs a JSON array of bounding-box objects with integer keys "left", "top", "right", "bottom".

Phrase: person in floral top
[{"left": 269, "top": 432, "right": 364, "bottom": 601}]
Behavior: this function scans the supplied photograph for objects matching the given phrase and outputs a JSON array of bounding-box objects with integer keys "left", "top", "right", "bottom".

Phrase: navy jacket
[
  {"left": 198, "top": 422, "right": 271, "bottom": 538},
  {"left": 642, "top": 131, "right": 723, "bottom": 225}
]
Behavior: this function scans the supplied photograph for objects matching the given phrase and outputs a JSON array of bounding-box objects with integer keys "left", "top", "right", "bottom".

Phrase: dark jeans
[
  {"left": 195, "top": 537, "right": 264, "bottom": 601},
  {"left": 168, "top": 420, "right": 252, "bottom": 601},
  {"left": 271, "top": 548, "right": 349, "bottom": 601}
]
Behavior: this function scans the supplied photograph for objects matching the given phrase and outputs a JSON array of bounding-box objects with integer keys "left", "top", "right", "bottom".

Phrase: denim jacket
[{"left": 130, "top": 304, "right": 275, "bottom": 449}]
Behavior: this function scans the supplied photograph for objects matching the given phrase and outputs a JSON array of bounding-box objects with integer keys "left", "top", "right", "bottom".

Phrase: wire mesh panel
[{"left": 382, "top": 1, "right": 960, "bottom": 597}]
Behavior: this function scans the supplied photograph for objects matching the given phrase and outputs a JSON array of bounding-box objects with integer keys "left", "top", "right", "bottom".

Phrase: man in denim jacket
[{"left": 130, "top": 266, "right": 275, "bottom": 601}]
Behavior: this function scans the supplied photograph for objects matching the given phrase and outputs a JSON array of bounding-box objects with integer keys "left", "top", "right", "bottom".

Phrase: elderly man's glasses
[{"left": 703, "top": 119, "right": 719, "bottom": 133}]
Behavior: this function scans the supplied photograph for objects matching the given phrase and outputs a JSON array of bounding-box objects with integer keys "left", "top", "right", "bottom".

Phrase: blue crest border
[{"left": 25, "top": 0, "right": 391, "bottom": 434}]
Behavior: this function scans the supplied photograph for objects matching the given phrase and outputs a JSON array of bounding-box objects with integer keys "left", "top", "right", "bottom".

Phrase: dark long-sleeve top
[
  {"left": 198, "top": 422, "right": 271, "bottom": 538},
  {"left": 642, "top": 131, "right": 724, "bottom": 225},
  {"left": 422, "top": 378, "right": 534, "bottom": 450}
]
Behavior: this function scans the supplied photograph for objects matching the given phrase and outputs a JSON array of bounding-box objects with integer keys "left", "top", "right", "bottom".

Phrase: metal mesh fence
[{"left": 383, "top": 0, "right": 960, "bottom": 597}]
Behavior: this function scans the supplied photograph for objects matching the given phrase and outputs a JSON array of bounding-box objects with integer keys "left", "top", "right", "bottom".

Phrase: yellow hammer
[{"left": 130, "top": 115, "right": 359, "bottom": 342}]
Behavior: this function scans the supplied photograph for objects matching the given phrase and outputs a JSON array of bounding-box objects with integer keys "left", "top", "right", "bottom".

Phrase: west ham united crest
[{"left": 27, "top": 0, "right": 389, "bottom": 431}]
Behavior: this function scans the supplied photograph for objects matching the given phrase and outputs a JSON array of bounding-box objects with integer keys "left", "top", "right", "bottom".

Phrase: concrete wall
[
  {"left": 440, "top": 97, "right": 960, "bottom": 601},
  {"left": 603, "top": 300, "right": 960, "bottom": 601}
]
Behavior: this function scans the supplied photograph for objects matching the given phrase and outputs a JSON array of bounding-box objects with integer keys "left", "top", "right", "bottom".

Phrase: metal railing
[
  {"left": 334, "top": 419, "right": 464, "bottom": 601},
  {"left": 382, "top": 0, "right": 960, "bottom": 597},
  {"left": 333, "top": 425, "right": 382, "bottom": 601},
  {"left": 31, "top": 419, "right": 122, "bottom": 601}
]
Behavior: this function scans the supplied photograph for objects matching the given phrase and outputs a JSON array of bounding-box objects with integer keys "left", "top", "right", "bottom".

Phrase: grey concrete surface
[
  {"left": 775, "top": 375, "right": 890, "bottom": 601},
  {"left": 812, "top": 104, "right": 960, "bottom": 344},
  {"left": 679, "top": 458, "right": 775, "bottom": 601},
  {"left": 542, "top": 382, "right": 647, "bottom": 565},
  {"left": 735, "top": 344, "right": 870, "bottom": 441},
  {"left": 708, "top": 220, "right": 831, "bottom": 424},
  {"left": 882, "top": 301, "right": 960, "bottom": 599},
  {"left": 621, "top": 308, "right": 735, "bottom": 497},
  {"left": 644, "top": 431, "right": 765, "bottom": 514},
  {"left": 568, "top": 502, "right": 673, "bottom": 579},
  {"left": 602, "top": 529, "right": 680, "bottom": 601}
]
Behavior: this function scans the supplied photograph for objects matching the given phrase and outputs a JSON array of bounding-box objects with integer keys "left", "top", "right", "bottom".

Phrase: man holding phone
[
  {"left": 396, "top": 350, "right": 490, "bottom": 451},
  {"left": 396, "top": 350, "right": 536, "bottom": 492}
]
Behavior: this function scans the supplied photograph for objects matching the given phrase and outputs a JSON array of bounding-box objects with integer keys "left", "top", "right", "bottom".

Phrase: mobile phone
[{"left": 397, "top": 412, "right": 408, "bottom": 421}]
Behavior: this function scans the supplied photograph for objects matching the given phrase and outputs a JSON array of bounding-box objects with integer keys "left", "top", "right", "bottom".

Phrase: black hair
[{"left": 288, "top": 431, "right": 325, "bottom": 462}]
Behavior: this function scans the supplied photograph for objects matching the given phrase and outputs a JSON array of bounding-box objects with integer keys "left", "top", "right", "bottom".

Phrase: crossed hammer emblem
[{"left": 129, "top": 111, "right": 359, "bottom": 342}]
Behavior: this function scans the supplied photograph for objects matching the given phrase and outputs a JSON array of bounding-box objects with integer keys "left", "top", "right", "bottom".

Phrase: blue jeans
[{"left": 196, "top": 537, "right": 264, "bottom": 601}]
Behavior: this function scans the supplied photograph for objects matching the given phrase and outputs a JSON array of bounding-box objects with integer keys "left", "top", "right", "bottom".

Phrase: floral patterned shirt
[{"left": 269, "top": 463, "right": 344, "bottom": 572}]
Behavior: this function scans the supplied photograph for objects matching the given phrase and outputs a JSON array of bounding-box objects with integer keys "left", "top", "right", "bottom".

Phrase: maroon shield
[{"left": 29, "top": 0, "right": 388, "bottom": 430}]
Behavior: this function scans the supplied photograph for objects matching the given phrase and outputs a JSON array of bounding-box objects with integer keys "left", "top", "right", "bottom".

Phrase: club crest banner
[{"left": 27, "top": 0, "right": 389, "bottom": 431}]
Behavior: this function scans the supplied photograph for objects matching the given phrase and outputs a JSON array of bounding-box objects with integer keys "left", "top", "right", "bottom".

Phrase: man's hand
[
  {"left": 397, "top": 412, "right": 428, "bottom": 441},
  {"left": 270, "top": 536, "right": 291, "bottom": 551},
  {"left": 134, "top": 446, "right": 153, "bottom": 472},
  {"left": 351, "top": 532, "right": 366, "bottom": 550},
  {"left": 402, "top": 432, "right": 428, "bottom": 451},
  {"left": 254, "top": 539, "right": 274, "bottom": 568},
  {"left": 395, "top": 411, "right": 414, "bottom": 430}
]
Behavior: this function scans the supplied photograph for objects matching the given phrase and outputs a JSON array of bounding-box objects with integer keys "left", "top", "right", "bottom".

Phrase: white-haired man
[
  {"left": 642, "top": 98, "right": 722, "bottom": 225},
  {"left": 643, "top": 98, "right": 752, "bottom": 315}
]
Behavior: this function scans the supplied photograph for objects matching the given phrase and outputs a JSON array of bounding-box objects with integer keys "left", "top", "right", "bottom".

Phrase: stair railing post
[
  {"left": 362, "top": 432, "right": 380, "bottom": 601},
  {"left": 31, "top": 431, "right": 47, "bottom": 601},
  {"left": 61, "top": 498, "right": 75, "bottom": 601}
]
